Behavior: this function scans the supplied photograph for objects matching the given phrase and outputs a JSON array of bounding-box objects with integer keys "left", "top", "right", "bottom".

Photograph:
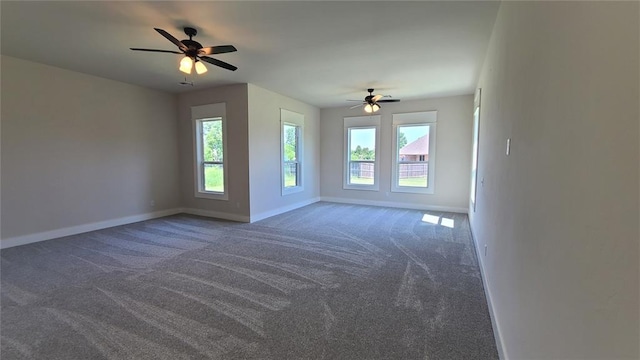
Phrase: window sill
[
  {"left": 343, "top": 184, "right": 380, "bottom": 191},
  {"left": 282, "top": 186, "right": 304, "bottom": 196},
  {"left": 391, "top": 187, "right": 434, "bottom": 195},
  {"left": 194, "top": 191, "right": 229, "bottom": 201}
]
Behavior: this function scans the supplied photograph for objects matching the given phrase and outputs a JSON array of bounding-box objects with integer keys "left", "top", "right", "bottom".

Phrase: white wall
[
  {"left": 1, "top": 56, "right": 180, "bottom": 240},
  {"left": 320, "top": 95, "right": 473, "bottom": 212},
  {"left": 177, "top": 84, "right": 251, "bottom": 221},
  {"left": 470, "top": 2, "right": 639, "bottom": 359},
  {"left": 247, "top": 84, "right": 320, "bottom": 221}
]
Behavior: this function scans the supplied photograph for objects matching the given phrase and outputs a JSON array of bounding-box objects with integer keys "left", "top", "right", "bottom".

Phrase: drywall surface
[
  {"left": 470, "top": 2, "right": 639, "bottom": 359},
  {"left": 320, "top": 95, "right": 473, "bottom": 212},
  {"left": 177, "top": 84, "right": 250, "bottom": 219},
  {"left": 1, "top": 56, "right": 180, "bottom": 239},
  {"left": 247, "top": 84, "right": 320, "bottom": 220}
]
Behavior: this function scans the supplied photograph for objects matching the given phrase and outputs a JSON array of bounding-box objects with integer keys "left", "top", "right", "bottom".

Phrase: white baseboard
[
  {"left": 0, "top": 208, "right": 183, "bottom": 249},
  {"left": 469, "top": 226, "right": 506, "bottom": 360},
  {"left": 320, "top": 197, "right": 468, "bottom": 214},
  {"left": 181, "top": 208, "right": 250, "bottom": 223},
  {"left": 0, "top": 200, "right": 313, "bottom": 249},
  {"left": 250, "top": 197, "right": 321, "bottom": 223}
]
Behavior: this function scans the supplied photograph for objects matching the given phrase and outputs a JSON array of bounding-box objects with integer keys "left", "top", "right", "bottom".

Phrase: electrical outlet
[
  {"left": 150, "top": 200, "right": 155, "bottom": 208},
  {"left": 236, "top": 202, "right": 240, "bottom": 208},
  {"left": 484, "top": 244, "right": 488, "bottom": 256}
]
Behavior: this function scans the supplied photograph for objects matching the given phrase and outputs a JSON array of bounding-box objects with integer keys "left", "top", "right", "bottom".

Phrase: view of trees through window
[
  {"left": 283, "top": 124, "right": 299, "bottom": 187},
  {"left": 348, "top": 128, "right": 376, "bottom": 185},
  {"left": 201, "top": 119, "right": 224, "bottom": 192}
]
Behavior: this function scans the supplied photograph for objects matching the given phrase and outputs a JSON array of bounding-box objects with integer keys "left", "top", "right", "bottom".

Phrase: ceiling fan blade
[
  {"left": 130, "top": 48, "right": 182, "bottom": 54},
  {"left": 200, "top": 56, "right": 238, "bottom": 71},
  {"left": 377, "top": 99, "right": 401, "bottom": 103},
  {"left": 154, "top": 28, "right": 188, "bottom": 52},
  {"left": 372, "top": 94, "right": 383, "bottom": 102},
  {"left": 349, "top": 104, "right": 363, "bottom": 109},
  {"left": 198, "top": 45, "right": 237, "bottom": 56}
]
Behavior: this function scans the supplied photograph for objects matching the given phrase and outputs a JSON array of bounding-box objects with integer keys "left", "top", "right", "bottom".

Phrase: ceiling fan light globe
[
  {"left": 195, "top": 61, "right": 208, "bottom": 74},
  {"left": 179, "top": 56, "right": 193, "bottom": 74},
  {"left": 372, "top": 104, "right": 380, "bottom": 112},
  {"left": 364, "top": 104, "right": 373, "bottom": 113}
]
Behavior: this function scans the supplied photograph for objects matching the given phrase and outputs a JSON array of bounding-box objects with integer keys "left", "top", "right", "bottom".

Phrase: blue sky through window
[
  {"left": 350, "top": 128, "right": 376, "bottom": 150},
  {"left": 399, "top": 125, "right": 429, "bottom": 145}
]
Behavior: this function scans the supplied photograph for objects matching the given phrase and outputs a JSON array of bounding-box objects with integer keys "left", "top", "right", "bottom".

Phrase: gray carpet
[{"left": 1, "top": 202, "right": 498, "bottom": 359}]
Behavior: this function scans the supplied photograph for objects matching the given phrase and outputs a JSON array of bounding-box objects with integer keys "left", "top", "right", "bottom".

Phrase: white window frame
[
  {"left": 391, "top": 111, "right": 437, "bottom": 194},
  {"left": 343, "top": 115, "right": 381, "bottom": 191},
  {"left": 192, "top": 103, "right": 228, "bottom": 200},
  {"left": 281, "top": 109, "right": 304, "bottom": 195}
]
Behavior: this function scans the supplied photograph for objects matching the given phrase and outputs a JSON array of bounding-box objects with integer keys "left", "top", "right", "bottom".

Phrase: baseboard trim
[
  {"left": 250, "top": 197, "right": 321, "bottom": 223},
  {"left": 320, "top": 197, "right": 468, "bottom": 214},
  {"left": 181, "top": 208, "right": 250, "bottom": 223},
  {"left": 0, "top": 208, "right": 183, "bottom": 249},
  {"left": 469, "top": 225, "right": 507, "bottom": 360}
]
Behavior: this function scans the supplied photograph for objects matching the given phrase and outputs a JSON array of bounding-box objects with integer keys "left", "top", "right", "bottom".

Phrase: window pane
[
  {"left": 202, "top": 120, "right": 223, "bottom": 162},
  {"left": 204, "top": 163, "right": 224, "bottom": 192},
  {"left": 348, "top": 127, "right": 376, "bottom": 185},
  {"left": 349, "top": 161, "right": 375, "bottom": 184},
  {"left": 284, "top": 162, "right": 298, "bottom": 187},
  {"left": 398, "top": 125, "right": 429, "bottom": 188},
  {"left": 283, "top": 123, "right": 300, "bottom": 188},
  {"left": 398, "top": 163, "right": 428, "bottom": 187},
  {"left": 470, "top": 107, "right": 480, "bottom": 204},
  {"left": 283, "top": 124, "right": 297, "bottom": 162},
  {"left": 349, "top": 128, "right": 376, "bottom": 161}
]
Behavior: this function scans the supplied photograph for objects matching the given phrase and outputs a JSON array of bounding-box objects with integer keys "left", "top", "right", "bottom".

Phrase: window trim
[
  {"left": 192, "top": 103, "right": 228, "bottom": 200},
  {"left": 391, "top": 111, "right": 437, "bottom": 194},
  {"left": 281, "top": 108, "right": 304, "bottom": 195},
  {"left": 343, "top": 115, "right": 381, "bottom": 191}
]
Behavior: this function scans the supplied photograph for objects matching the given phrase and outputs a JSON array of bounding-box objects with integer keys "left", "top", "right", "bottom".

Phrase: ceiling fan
[
  {"left": 131, "top": 27, "right": 237, "bottom": 74},
  {"left": 348, "top": 88, "right": 401, "bottom": 113}
]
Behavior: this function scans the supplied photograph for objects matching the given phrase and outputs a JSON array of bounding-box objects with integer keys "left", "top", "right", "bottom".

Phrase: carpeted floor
[{"left": 1, "top": 202, "right": 498, "bottom": 359}]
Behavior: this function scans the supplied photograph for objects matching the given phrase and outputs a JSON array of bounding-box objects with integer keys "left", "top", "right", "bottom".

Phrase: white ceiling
[{"left": 1, "top": 1, "right": 499, "bottom": 108}]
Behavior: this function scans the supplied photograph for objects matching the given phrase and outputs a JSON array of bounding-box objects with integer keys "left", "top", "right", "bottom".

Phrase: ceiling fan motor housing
[
  {"left": 365, "top": 88, "right": 376, "bottom": 104},
  {"left": 182, "top": 28, "right": 203, "bottom": 57},
  {"left": 181, "top": 40, "right": 202, "bottom": 57}
]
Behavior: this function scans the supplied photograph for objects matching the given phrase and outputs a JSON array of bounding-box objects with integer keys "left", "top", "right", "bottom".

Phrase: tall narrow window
[
  {"left": 193, "top": 103, "right": 228, "bottom": 200},
  {"left": 392, "top": 111, "right": 437, "bottom": 194},
  {"left": 283, "top": 124, "right": 300, "bottom": 187},
  {"left": 470, "top": 88, "right": 481, "bottom": 210},
  {"left": 344, "top": 115, "right": 381, "bottom": 191},
  {"left": 199, "top": 119, "right": 224, "bottom": 191},
  {"left": 281, "top": 109, "right": 304, "bottom": 195}
]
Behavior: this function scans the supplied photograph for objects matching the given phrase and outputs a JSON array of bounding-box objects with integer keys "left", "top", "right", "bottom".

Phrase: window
[
  {"left": 283, "top": 124, "right": 300, "bottom": 187},
  {"left": 281, "top": 109, "right": 304, "bottom": 195},
  {"left": 470, "top": 89, "right": 481, "bottom": 211},
  {"left": 344, "top": 115, "right": 381, "bottom": 190},
  {"left": 193, "top": 103, "right": 228, "bottom": 200},
  {"left": 392, "top": 111, "right": 437, "bottom": 194}
]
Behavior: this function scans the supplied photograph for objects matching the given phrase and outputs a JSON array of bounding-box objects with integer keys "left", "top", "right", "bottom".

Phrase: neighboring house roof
[{"left": 400, "top": 135, "right": 429, "bottom": 155}]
